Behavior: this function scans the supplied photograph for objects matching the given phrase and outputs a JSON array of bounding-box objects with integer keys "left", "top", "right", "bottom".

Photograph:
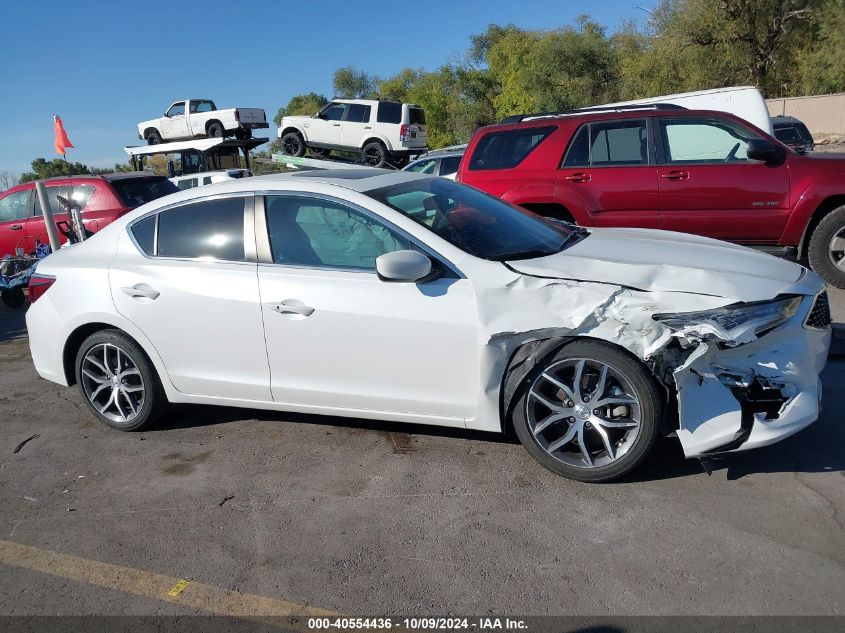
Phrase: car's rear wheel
[
  {"left": 509, "top": 339, "right": 662, "bottom": 482},
  {"left": 75, "top": 330, "right": 167, "bottom": 432},
  {"left": 281, "top": 131, "right": 305, "bottom": 157},
  {"left": 1, "top": 288, "right": 25, "bottom": 309},
  {"left": 807, "top": 205, "right": 845, "bottom": 289},
  {"left": 207, "top": 122, "right": 225, "bottom": 138},
  {"left": 234, "top": 128, "right": 252, "bottom": 140},
  {"left": 146, "top": 130, "right": 161, "bottom": 145},
  {"left": 362, "top": 141, "right": 388, "bottom": 167}
]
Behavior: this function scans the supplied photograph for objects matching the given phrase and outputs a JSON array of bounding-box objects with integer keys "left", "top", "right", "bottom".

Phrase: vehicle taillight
[
  {"left": 28, "top": 275, "right": 56, "bottom": 303},
  {"left": 400, "top": 124, "right": 409, "bottom": 142}
]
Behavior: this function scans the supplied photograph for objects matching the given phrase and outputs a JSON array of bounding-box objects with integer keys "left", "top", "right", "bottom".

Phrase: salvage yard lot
[{"left": 1, "top": 291, "right": 844, "bottom": 617}]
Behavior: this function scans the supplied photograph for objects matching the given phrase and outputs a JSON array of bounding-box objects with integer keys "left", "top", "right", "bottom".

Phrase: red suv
[
  {"left": 458, "top": 107, "right": 845, "bottom": 288},
  {"left": 0, "top": 173, "right": 178, "bottom": 257}
]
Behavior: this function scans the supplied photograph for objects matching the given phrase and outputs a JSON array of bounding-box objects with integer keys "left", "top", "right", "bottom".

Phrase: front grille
[{"left": 805, "top": 291, "right": 831, "bottom": 329}]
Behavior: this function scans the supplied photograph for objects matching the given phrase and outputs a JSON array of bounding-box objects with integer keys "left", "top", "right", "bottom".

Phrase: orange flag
[{"left": 54, "top": 115, "right": 74, "bottom": 155}]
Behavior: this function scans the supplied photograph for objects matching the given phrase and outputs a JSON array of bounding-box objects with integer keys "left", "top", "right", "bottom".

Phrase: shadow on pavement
[{"left": 0, "top": 302, "right": 28, "bottom": 343}]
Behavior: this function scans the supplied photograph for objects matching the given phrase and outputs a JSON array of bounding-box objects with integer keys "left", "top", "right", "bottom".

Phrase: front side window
[
  {"left": 406, "top": 159, "right": 437, "bottom": 174},
  {"left": 346, "top": 104, "right": 371, "bottom": 123},
  {"left": 367, "top": 178, "right": 574, "bottom": 261},
  {"left": 167, "top": 102, "right": 185, "bottom": 117},
  {"left": 468, "top": 126, "right": 556, "bottom": 171},
  {"left": 0, "top": 190, "right": 29, "bottom": 222},
  {"left": 157, "top": 197, "right": 245, "bottom": 261},
  {"left": 563, "top": 120, "right": 648, "bottom": 167},
  {"left": 321, "top": 103, "right": 347, "bottom": 121},
  {"left": 34, "top": 184, "right": 95, "bottom": 216},
  {"left": 377, "top": 101, "right": 402, "bottom": 124},
  {"left": 661, "top": 117, "right": 762, "bottom": 163},
  {"left": 439, "top": 156, "right": 461, "bottom": 175},
  {"left": 265, "top": 195, "right": 410, "bottom": 270}
]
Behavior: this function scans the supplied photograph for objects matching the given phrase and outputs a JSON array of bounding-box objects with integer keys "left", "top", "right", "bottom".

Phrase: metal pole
[{"left": 34, "top": 181, "right": 62, "bottom": 252}]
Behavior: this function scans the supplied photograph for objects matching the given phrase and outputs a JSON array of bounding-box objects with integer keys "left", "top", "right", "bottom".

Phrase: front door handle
[
  {"left": 563, "top": 173, "right": 591, "bottom": 183},
  {"left": 363, "top": 126, "right": 372, "bottom": 129},
  {"left": 266, "top": 300, "right": 315, "bottom": 317},
  {"left": 121, "top": 284, "right": 160, "bottom": 300},
  {"left": 10, "top": 224, "right": 23, "bottom": 230},
  {"left": 660, "top": 170, "right": 689, "bottom": 180},
  {"left": 331, "top": 122, "right": 341, "bottom": 127}
]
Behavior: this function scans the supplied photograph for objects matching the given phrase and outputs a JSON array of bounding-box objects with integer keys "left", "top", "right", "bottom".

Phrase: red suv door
[
  {"left": 554, "top": 118, "right": 659, "bottom": 229},
  {"left": 656, "top": 115, "right": 790, "bottom": 243},
  {"left": 0, "top": 185, "right": 35, "bottom": 256}
]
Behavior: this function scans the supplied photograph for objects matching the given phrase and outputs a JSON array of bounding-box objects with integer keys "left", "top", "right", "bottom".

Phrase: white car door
[
  {"left": 256, "top": 194, "right": 479, "bottom": 423},
  {"left": 340, "top": 103, "right": 372, "bottom": 149},
  {"left": 160, "top": 101, "right": 189, "bottom": 139},
  {"left": 307, "top": 102, "right": 346, "bottom": 146},
  {"left": 109, "top": 194, "right": 271, "bottom": 402}
]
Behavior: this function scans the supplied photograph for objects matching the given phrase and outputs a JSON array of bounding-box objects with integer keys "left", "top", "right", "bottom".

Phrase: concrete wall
[{"left": 766, "top": 93, "right": 845, "bottom": 137}]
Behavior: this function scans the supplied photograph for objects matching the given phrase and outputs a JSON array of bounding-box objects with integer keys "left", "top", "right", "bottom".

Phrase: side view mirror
[
  {"left": 376, "top": 250, "right": 438, "bottom": 283},
  {"left": 747, "top": 139, "right": 784, "bottom": 164}
]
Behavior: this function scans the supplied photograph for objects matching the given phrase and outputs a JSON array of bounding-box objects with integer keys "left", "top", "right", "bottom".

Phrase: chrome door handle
[
  {"left": 121, "top": 284, "right": 160, "bottom": 300},
  {"left": 266, "top": 300, "right": 315, "bottom": 317},
  {"left": 660, "top": 170, "right": 689, "bottom": 180},
  {"left": 10, "top": 224, "right": 23, "bottom": 230}
]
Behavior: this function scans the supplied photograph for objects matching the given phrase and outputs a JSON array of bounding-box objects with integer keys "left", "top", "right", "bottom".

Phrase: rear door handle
[
  {"left": 121, "top": 284, "right": 160, "bottom": 300},
  {"left": 265, "top": 300, "right": 315, "bottom": 317},
  {"left": 563, "top": 173, "right": 591, "bottom": 183},
  {"left": 660, "top": 170, "right": 689, "bottom": 180},
  {"left": 10, "top": 224, "right": 23, "bottom": 230},
  {"left": 363, "top": 126, "right": 372, "bottom": 129}
]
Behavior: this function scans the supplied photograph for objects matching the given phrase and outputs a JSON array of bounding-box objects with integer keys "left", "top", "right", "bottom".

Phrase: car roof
[
  {"left": 249, "top": 169, "right": 430, "bottom": 192},
  {"left": 36, "top": 171, "right": 165, "bottom": 184}
]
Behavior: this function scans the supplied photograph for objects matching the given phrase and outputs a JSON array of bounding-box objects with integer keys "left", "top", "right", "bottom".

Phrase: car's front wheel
[
  {"left": 75, "top": 330, "right": 167, "bottom": 431},
  {"left": 807, "top": 205, "right": 845, "bottom": 289},
  {"left": 281, "top": 131, "right": 306, "bottom": 157},
  {"left": 509, "top": 339, "right": 662, "bottom": 482}
]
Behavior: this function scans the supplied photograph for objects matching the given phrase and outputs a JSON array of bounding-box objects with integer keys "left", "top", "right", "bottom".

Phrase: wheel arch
[
  {"left": 798, "top": 194, "right": 845, "bottom": 258},
  {"left": 280, "top": 125, "right": 307, "bottom": 143},
  {"left": 360, "top": 135, "right": 392, "bottom": 152},
  {"left": 142, "top": 127, "right": 159, "bottom": 139},
  {"left": 205, "top": 118, "right": 225, "bottom": 134}
]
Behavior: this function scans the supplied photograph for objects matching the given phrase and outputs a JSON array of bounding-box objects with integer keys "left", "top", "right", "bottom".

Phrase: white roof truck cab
[
  {"left": 278, "top": 99, "right": 428, "bottom": 168},
  {"left": 170, "top": 169, "right": 252, "bottom": 190},
  {"left": 593, "top": 87, "right": 774, "bottom": 135},
  {"left": 137, "top": 99, "right": 268, "bottom": 145}
]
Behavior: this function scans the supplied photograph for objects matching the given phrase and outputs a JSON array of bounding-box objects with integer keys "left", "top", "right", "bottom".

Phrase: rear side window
[
  {"left": 439, "top": 156, "right": 461, "bottom": 175},
  {"left": 110, "top": 177, "right": 178, "bottom": 207},
  {"left": 33, "top": 185, "right": 95, "bottom": 216},
  {"left": 377, "top": 101, "right": 402, "bottom": 124},
  {"left": 563, "top": 120, "right": 648, "bottom": 167},
  {"left": 346, "top": 104, "right": 371, "bottom": 123},
  {"left": 177, "top": 178, "right": 198, "bottom": 190},
  {"left": 468, "top": 126, "right": 556, "bottom": 171},
  {"left": 409, "top": 107, "right": 426, "bottom": 125},
  {"left": 157, "top": 197, "right": 245, "bottom": 261},
  {"left": 130, "top": 215, "right": 156, "bottom": 255}
]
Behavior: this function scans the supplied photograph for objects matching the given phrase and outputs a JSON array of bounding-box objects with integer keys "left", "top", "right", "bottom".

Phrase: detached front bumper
[{"left": 673, "top": 291, "right": 831, "bottom": 457}]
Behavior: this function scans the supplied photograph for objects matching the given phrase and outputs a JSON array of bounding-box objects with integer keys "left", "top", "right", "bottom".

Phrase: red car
[
  {"left": 0, "top": 173, "right": 178, "bottom": 258},
  {"left": 458, "top": 107, "right": 845, "bottom": 288}
]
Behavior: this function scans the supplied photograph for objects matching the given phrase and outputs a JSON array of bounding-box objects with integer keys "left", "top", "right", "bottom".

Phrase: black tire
[
  {"left": 146, "top": 130, "right": 161, "bottom": 145},
  {"left": 74, "top": 329, "right": 168, "bottom": 432},
  {"left": 1, "top": 288, "right": 25, "bottom": 309},
  {"left": 391, "top": 155, "right": 409, "bottom": 169},
  {"left": 207, "top": 121, "right": 225, "bottom": 138},
  {"left": 234, "top": 128, "right": 252, "bottom": 140},
  {"left": 807, "top": 205, "right": 845, "bottom": 289},
  {"left": 362, "top": 140, "right": 388, "bottom": 167},
  {"left": 310, "top": 147, "right": 331, "bottom": 159},
  {"left": 508, "top": 338, "right": 662, "bottom": 483},
  {"left": 280, "top": 131, "right": 306, "bottom": 157}
]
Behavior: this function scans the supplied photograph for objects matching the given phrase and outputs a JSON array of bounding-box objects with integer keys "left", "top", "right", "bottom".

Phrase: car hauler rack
[{"left": 124, "top": 137, "right": 268, "bottom": 175}]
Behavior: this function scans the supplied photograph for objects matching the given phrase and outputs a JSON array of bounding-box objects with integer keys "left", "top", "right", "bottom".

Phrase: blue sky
[{"left": 0, "top": 0, "right": 653, "bottom": 177}]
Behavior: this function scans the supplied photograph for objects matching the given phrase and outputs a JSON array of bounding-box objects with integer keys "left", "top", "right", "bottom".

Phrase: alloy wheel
[
  {"left": 828, "top": 227, "right": 845, "bottom": 271},
  {"left": 80, "top": 343, "right": 145, "bottom": 423},
  {"left": 364, "top": 145, "right": 385, "bottom": 166},
  {"left": 283, "top": 136, "right": 302, "bottom": 155},
  {"left": 526, "top": 358, "right": 642, "bottom": 469}
]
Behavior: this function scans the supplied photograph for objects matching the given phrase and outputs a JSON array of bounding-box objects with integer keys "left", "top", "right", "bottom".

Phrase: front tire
[
  {"left": 281, "top": 131, "right": 306, "bottom": 157},
  {"left": 807, "top": 205, "right": 845, "bottom": 289},
  {"left": 146, "top": 130, "right": 162, "bottom": 145},
  {"left": 75, "top": 330, "right": 167, "bottom": 432},
  {"left": 508, "top": 339, "right": 662, "bottom": 483}
]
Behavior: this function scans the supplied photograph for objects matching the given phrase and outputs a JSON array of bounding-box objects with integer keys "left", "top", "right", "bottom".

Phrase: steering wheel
[{"left": 725, "top": 143, "right": 741, "bottom": 162}]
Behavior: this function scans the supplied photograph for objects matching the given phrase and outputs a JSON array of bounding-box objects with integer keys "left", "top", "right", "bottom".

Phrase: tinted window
[
  {"left": 0, "top": 190, "right": 29, "bottom": 222},
  {"left": 131, "top": 215, "right": 156, "bottom": 255},
  {"left": 661, "top": 117, "right": 761, "bottom": 163},
  {"left": 468, "top": 126, "right": 556, "bottom": 171},
  {"left": 110, "top": 177, "right": 178, "bottom": 207},
  {"left": 265, "top": 195, "right": 410, "bottom": 270},
  {"left": 377, "top": 101, "right": 402, "bottom": 124},
  {"left": 34, "top": 184, "right": 95, "bottom": 216},
  {"left": 167, "top": 103, "right": 185, "bottom": 117},
  {"left": 774, "top": 126, "right": 801, "bottom": 143},
  {"left": 157, "top": 197, "right": 245, "bottom": 261},
  {"left": 346, "top": 104, "right": 371, "bottom": 123},
  {"left": 564, "top": 120, "right": 648, "bottom": 167},
  {"left": 406, "top": 159, "right": 437, "bottom": 174},
  {"left": 321, "top": 103, "right": 347, "bottom": 121},
  {"left": 409, "top": 108, "right": 426, "bottom": 125},
  {"left": 439, "top": 156, "right": 461, "bottom": 175},
  {"left": 177, "top": 178, "right": 198, "bottom": 190},
  {"left": 367, "top": 178, "right": 574, "bottom": 261}
]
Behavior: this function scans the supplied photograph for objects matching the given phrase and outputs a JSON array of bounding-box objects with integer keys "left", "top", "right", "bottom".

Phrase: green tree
[
  {"left": 19, "top": 158, "right": 92, "bottom": 183},
  {"left": 795, "top": 0, "right": 845, "bottom": 94},
  {"left": 333, "top": 66, "right": 377, "bottom": 99},
  {"left": 273, "top": 92, "right": 329, "bottom": 126}
]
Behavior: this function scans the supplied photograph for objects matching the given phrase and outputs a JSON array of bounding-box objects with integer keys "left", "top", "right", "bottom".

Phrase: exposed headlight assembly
[{"left": 653, "top": 296, "right": 801, "bottom": 345}]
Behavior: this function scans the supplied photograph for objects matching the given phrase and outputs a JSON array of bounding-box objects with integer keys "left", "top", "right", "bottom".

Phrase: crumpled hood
[{"left": 506, "top": 227, "right": 803, "bottom": 302}]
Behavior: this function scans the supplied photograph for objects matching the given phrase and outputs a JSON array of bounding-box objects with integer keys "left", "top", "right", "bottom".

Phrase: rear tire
[
  {"left": 362, "top": 141, "right": 388, "bottom": 167},
  {"left": 1, "top": 288, "right": 25, "bottom": 309},
  {"left": 508, "top": 339, "right": 662, "bottom": 483},
  {"left": 281, "top": 131, "right": 306, "bottom": 157},
  {"left": 146, "top": 130, "right": 161, "bottom": 145},
  {"left": 207, "top": 121, "right": 225, "bottom": 138},
  {"left": 75, "top": 330, "right": 167, "bottom": 432},
  {"left": 234, "top": 128, "right": 252, "bottom": 140},
  {"left": 807, "top": 205, "right": 845, "bottom": 289}
]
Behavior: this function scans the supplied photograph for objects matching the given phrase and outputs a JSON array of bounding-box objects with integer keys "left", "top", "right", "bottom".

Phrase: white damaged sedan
[{"left": 26, "top": 170, "right": 832, "bottom": 481}]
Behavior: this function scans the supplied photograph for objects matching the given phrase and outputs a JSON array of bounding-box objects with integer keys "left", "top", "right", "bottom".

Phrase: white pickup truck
[{"left": 137, "top": 99, "right": 268, "bottom": 145}]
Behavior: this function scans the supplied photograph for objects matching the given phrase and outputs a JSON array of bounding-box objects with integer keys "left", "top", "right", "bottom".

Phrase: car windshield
[
  {"left": 366, "top": 178, "right": 579, "bottom": 260},
  {"left": 110, "top": 177, "right": 178, "bottom": 208}
]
